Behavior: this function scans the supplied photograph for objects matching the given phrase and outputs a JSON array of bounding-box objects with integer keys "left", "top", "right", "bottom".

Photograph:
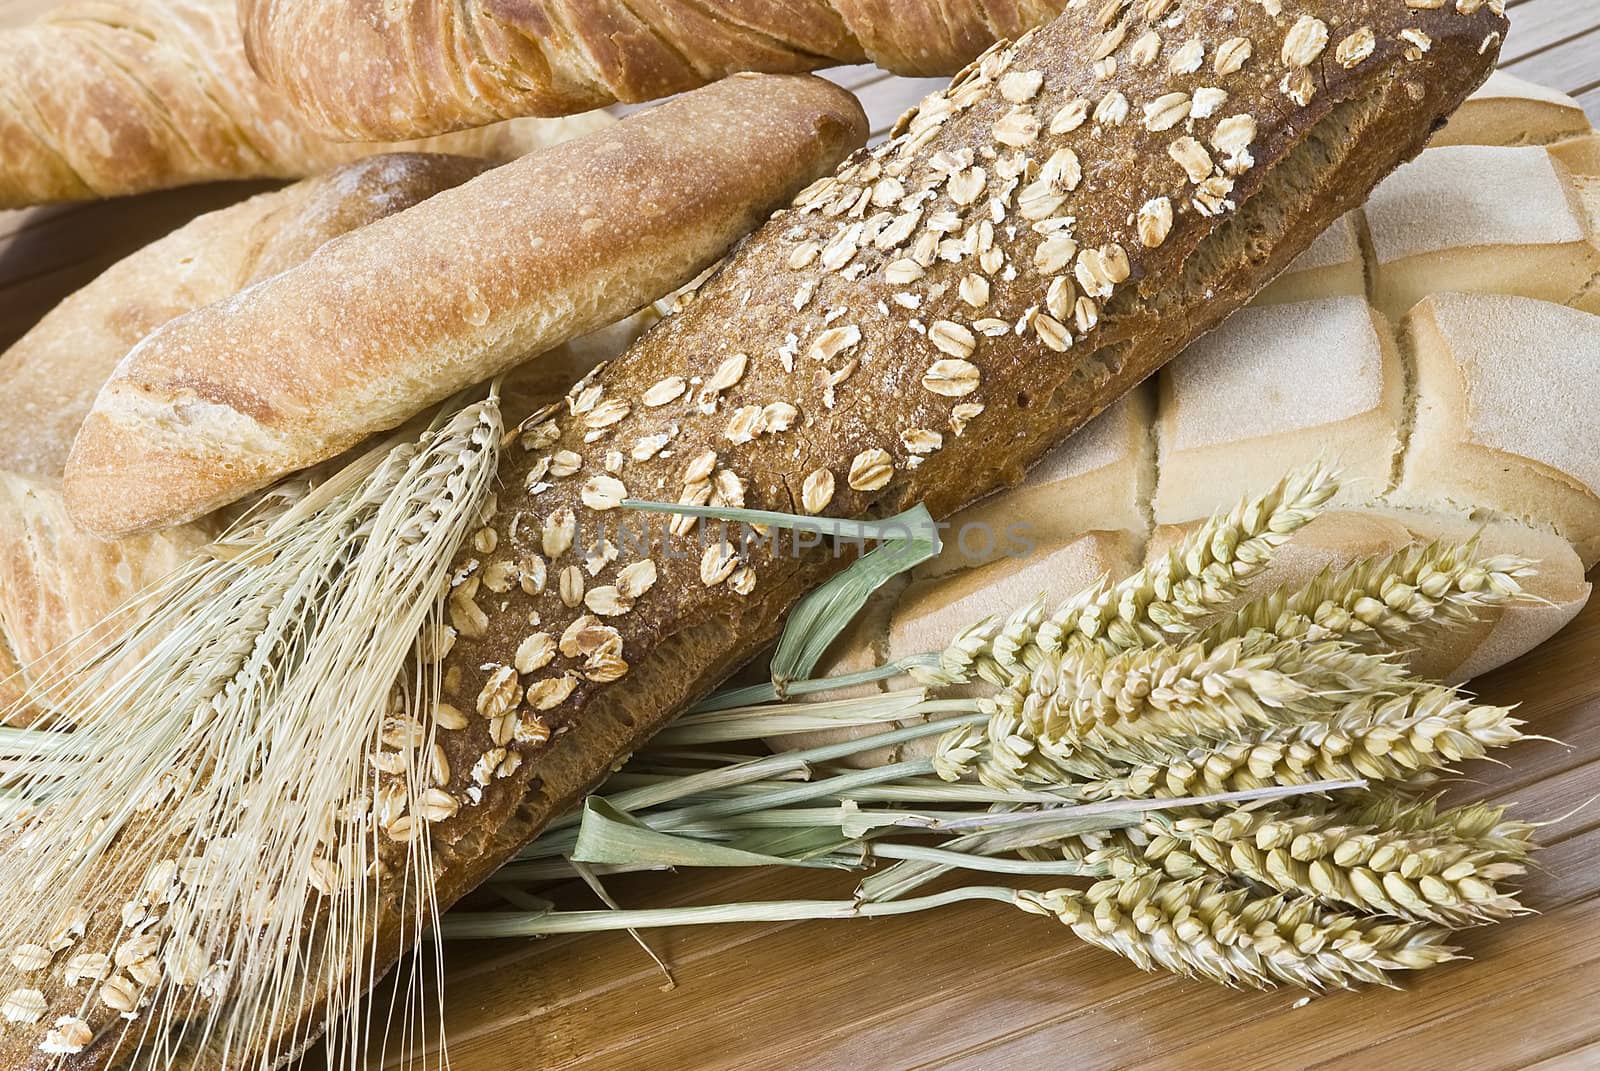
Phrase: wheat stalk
[
  {"left": 1209, "top": 538, "right": 1532, "bottom": 651},
  {"left": 1016, "top": 871, "right": 1461, "bottom": 989},
  {"left": 1134, "top": 800, "right": 1534, "bottom": 925},
  {"left": 923, "top": 465, "right": 1340, "bottom": 689},
  {"left": 0, "top": 394, "right": 501, "bottom": 1070}
]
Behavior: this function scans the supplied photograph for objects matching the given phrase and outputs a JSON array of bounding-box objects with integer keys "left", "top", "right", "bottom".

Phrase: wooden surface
[{"left": 0, "top": 1, "right": 1595, "bottom": 1069}]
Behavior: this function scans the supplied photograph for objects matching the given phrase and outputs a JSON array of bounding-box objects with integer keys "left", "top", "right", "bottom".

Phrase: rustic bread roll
[
  {"left": 0, "top": 0, "right": 610, "bottom": 208},
  {"left": 17, "top": 3, "right": 1504, "bottom": 1066},
  {"left": 239, "top": 0, "right": 1072, "bottom": 142},
  {"left": 0, "top": 152, "right": 495, "bottom": 481},
  {"left": 1433, "top": 70, "right": 1594, "bottom": 148},
  {"left": 1365, "top": 143, "right": 1600, "bottom": 323},
  {"left": 63, "top": 75, "right": 870, "bottom": 538},
  {"left": 1391, "top": 291, "right": 1600, "bottom": 565}
]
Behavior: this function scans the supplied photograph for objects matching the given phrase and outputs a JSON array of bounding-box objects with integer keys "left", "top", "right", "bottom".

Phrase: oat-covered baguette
[
  {"left": 240, "top": 0, "right": 1072, "bottom": 142},
  {"left": 0, "top": 0, "right": 608, "bottom": 208},
  {"left": 62, "top": 74, "right": 868, "bottom": 538},
  {"left": 0, "top": 153, "right": 493, "bottom": 482},
  {"left": 405, "top": 2, "right": 1502, "bottom": 1039}
]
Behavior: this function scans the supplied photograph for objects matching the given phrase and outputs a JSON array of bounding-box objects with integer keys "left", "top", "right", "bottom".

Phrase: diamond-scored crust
[{"left": 9, "top": 1, "right": 1507, "bottom": 1067}]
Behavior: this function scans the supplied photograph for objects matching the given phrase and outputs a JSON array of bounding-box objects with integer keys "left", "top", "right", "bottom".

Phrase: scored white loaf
[{"left": 804, "top": 75, "right": 1600, "bottom": 714}]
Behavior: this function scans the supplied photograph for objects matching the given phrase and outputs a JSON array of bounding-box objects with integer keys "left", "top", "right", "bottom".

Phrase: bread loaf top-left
[
  {"left": 62, "top": 73, "right": 869, "bottom": 538},
  {"left": 0, "top": 152, "right": 493, "bottom": 482},
  {"left": 0, "top": 0, "right": 609, "bottom": 207}
]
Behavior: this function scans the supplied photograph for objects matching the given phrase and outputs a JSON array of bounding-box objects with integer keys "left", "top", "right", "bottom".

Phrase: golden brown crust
[
  {"left": 239, "top": 0, "right": 1075, "bottom": 140},
  {"left": 0, "top": 153, "right": 492, "bottom": 482},
  {"left": 61, "top": 74, "right": 869, "bottom": 537},
  {"left": 0, "top": 475, "right": 216, "bottom": 728},
  {"left": 0, "top": 0, "right": 611, "bottom": 208}
]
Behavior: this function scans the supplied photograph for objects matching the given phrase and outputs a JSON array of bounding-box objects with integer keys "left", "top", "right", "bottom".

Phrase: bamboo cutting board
[{"left": 1, "top": 0, "right": 1597, "bottom": 1068}]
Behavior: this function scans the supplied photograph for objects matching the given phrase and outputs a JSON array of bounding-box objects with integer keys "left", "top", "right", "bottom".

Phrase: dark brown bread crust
[
  {"left": 413, "top": 0, "right": 1505, "bottom": 1044},
  {"left": 427, "top": 0, "right": 1506, "bottom": 911},
  {"left": 239, "top": 0, "right": 1074, "bottom": 140},
  {"left": 412, "top": 0, "right": 1506, "bottom": 1062}
]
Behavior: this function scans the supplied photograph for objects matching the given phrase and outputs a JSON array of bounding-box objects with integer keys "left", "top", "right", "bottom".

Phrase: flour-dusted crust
[
  {"left": 1255, "top": 209, "right": 1365, "bottom": 304},
  {"left": 1433, "top": 70, "right": 1594, "bottom": 148},
  {"left": 62, "top": 74, "right": 869, "bottom": 537},
  {"left": 1366, "top": 143, "right": 1600, "bottom": 320},
  {"left": 1154, "top": 295, "right": 1404, "bottom": 521},
  {"left": 0, "top": 0, "right": 611, "bottom": 208},
  {"left": 240, "top": 0, "right": 1078, "bottom": 141},
  {"left": 0, "top": 152, "right": 493, "bottom": 482},
  {"left": 1395, "top": 291, "right": 1600, "bottom": 563}
]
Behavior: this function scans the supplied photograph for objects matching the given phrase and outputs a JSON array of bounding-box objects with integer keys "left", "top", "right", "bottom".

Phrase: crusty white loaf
[
  {"left": 808, "top": 77, "right": 1600, "bottom": 704},
  {"left": 1392, "top": 291, "right": 1600, "bottom": 565},
  {"left": 63, "top": 75, "right": 869, "bottom": 537},
  {"left": 1253, "top": 211, "right": 1366, "bottom": 306},
  {"left": 1433, "top": 70, "right": 1594, "bottom": 148},
  {"left": 1365, "top": 140, "right": 1600, "bottom": 323}
]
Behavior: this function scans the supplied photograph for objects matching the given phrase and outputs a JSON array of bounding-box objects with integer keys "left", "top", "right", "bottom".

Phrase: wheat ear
[
  {"left": 1208, "top": 538, "right": 1533, "bottom": 651},
  {"left": 923, "top": 465, "right": 1339, "bottom": 688},
  {"left": 0, "top": 395, "right": 500, "bottom": 1070},
  {"left": 1097, "top": 686, "right": 1525, "bottom": 799},
  {"left": 1137, "top": 801, "right": 1534, "bottom": 925},
  {"left": 1017, "top": 872, "right": 1461, "bottom": 989}
]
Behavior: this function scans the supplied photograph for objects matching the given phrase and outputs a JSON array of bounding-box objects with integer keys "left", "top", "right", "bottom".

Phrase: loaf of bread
[
  {"left": 809, "top": 79, "right": 1600, "bottom": 725},
  {"left": 0, "top": 152, "right": 495, "bottom": 482},
  {"left": 0, "top": 0, "right": 610, "bottom": 207},
  {"left": 0, "top": 151, "right": 507, "bottom": 728},
  {"left": 62, "top": 74, "right": 870, "bottom": 537},
  {"left": 1433, "top": 70, "right": 1595, "bottom": 148},
  {"left": 0, "top": 474, "right": 217, "bottom": 726},
  {"left": 239, "top": 0, "right": 1072, "bottom": 142},
  {"left": 6, "top": 2, "right": 1506, "bottom": 1064}
]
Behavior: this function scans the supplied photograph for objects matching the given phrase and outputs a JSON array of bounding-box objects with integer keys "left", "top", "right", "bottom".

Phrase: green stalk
[
  {"left": 441, "top": 886, "right": 1028, "bottom": 939},
  {"left": 543, "top": 714, "right": 988, "bottom": 833},
  {"left": 688, "top": 657, "right": 941, "bottom": 714},
  {"left": 867, "top": 843, "right": 1106, "bottom": 877}
]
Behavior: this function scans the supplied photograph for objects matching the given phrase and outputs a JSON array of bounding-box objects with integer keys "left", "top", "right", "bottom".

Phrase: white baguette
[{"left": 63, "top": 75, "right": 868, "bottom": 537}]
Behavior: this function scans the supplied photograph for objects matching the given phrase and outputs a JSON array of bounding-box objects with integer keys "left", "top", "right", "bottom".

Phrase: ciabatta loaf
[
  {"left": 63, "top": 75, "right": 870, "bottom": 537},
  {"left": 0, "top": 0, "right": 609, "bottom": 207},
  {"left": 0, "top": 153, "right": 494, "bottom": 482},
  {"left": 7, "top": 2, "right": 1505, "bottom": 1066}
]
